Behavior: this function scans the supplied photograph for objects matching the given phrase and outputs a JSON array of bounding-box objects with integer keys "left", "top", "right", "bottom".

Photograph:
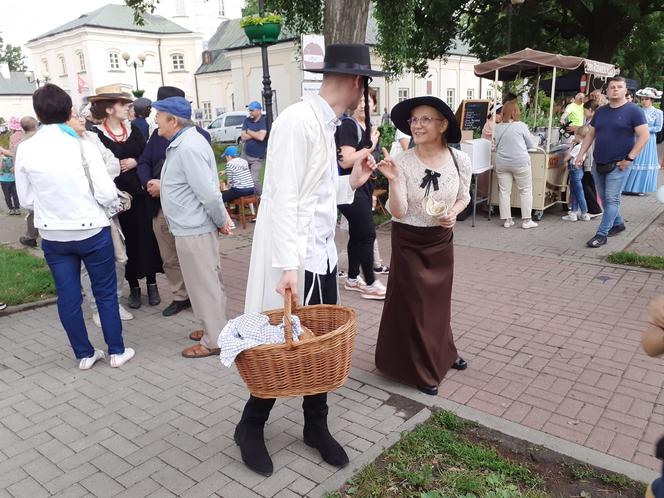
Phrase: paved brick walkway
[{"left": 2, "top": 175, "right": 664, "bottom": 495}]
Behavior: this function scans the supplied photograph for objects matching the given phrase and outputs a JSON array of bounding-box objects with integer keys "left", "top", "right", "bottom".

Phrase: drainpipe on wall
[
  {"left": 457, "top": 55, "right": 462, "bottom": 108},
  {"left": 194, "top": 73, "right": 200, "bottom": 109},
  {"left": 158, "top": 39, "right": 165, "bottom": 86}
]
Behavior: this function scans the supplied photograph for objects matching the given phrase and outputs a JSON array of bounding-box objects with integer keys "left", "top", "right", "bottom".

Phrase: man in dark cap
[
  {"left": 238, "top": 44, "right": 381, "bottom": 477},
  {"left": 136, "top": 86, "right": 211, "bottom": 318}
]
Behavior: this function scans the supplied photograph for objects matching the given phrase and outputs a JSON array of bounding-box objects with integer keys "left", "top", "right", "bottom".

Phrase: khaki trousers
[
  {"left": 174, "top": 231, "right": 227, "bottom": 349},
  {"left": 496, "top": 166, "right": 533, "bottom": 220},
  {"left": 153, "top": 209, "right": 188, "bottom": 300}
]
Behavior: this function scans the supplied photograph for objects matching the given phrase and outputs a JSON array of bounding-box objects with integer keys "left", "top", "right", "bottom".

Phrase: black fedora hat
[
  {"left": 157, "top": 86, "right": 185, "bottom": 101},
  {"left": 305, "top": 44, "right": 385, "bottom": 78},
  {"left": 391, "top": 96, "right": 462, "bottom": 144}
]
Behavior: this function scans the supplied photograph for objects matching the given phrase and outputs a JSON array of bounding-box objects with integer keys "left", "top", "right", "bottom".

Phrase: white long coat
[{"left": 244, "top": 94, "right": 354, "bottom": 313}]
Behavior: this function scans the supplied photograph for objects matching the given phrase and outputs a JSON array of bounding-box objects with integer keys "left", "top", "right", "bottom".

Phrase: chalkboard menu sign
[{"left": 456, "top": 100, "right": 490, "bottom": 135}]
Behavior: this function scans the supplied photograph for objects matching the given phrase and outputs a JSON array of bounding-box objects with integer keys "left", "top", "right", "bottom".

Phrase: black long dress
[{"left": 95, "top": 123, "right": 163, "bottom": 283}]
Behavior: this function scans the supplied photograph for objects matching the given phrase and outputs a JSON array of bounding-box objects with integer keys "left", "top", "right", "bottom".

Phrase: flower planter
[{"left": 243, "top": 23, "right": 282, "bottom": 45}]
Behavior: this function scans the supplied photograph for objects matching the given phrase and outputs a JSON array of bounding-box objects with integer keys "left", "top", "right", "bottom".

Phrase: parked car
[{"left": 207, "top": 112, "right": 247, "bottom": 143}]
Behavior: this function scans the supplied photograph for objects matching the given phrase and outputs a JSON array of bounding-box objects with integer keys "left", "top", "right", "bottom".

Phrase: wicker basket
[{"left": 234, "top": 290, "right": 356, "bottom": 399}]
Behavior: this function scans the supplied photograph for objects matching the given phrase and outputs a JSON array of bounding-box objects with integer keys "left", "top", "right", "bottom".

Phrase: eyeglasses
[{"left": 407, "top": 116, "right": 444, "bottom": 127}]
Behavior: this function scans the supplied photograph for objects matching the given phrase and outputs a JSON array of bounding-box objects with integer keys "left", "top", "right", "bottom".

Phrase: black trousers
[
  {"left": 582, "top": 171, "right": 602, "bottom": 215},
  {"left": 338, "top": 188, "right": 376, "bottom": 285},
  {"left": 240, "top": 263, "right": 338, "bottom": 425},
  {"left": 1, "top": 182, "right": 19, "bottom": 210}
]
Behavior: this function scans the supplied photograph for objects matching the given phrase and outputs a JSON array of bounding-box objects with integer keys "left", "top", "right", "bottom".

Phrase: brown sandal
[
  {"left": 181, "top": 344, "right": 220, "bottom": 358},
  {"left": 189, "top": 330, "right": 204, "bottom": 341}
]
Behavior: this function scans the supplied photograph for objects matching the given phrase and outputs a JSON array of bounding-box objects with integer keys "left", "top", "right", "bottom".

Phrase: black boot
[
  {"left": 128, "top": 287, "right": 141, "bottom": 309},
  {"left": 303, "top": 393, "right": 349, "bottom": 467},
  {"left": 147, "top": 283, "right": 160, "bottom": 306},
  {"left": 235, "top": 395, "right": 275, "bottom": 476}
]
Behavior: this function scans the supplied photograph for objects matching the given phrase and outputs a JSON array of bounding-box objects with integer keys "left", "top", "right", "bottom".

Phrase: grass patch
[
  {"left": 607, "top": 251, "right": 664, "bottom": 270},
  {"left": 0, "top": 245, "right": 55, "bottom": 305},
  {"left": 328, "top": 410, "right": 548, "bottom": 498},
  {"left": 567, "top": 464, "right": 635, "bottom": 489}
]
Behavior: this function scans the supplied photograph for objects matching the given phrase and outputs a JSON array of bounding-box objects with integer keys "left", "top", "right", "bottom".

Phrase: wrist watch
[{"left": 625, "top": 155, "right": 635, "bottom": 162}]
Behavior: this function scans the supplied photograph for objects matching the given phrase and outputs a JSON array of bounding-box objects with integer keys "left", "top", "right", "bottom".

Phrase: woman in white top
[
  {"left": 375, "top": 96, "right": 472, "bottom": 396},
  {"left": 14, "top": 84, "right": 135, "bottom": 370},
  {"left": 493, "top": 100, "right": 538, "bottom": 229}
]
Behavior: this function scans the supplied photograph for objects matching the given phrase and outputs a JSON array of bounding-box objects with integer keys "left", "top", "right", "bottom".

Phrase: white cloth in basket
[{"left": 218, "top": 313, "right": 304, "bottom": 367}]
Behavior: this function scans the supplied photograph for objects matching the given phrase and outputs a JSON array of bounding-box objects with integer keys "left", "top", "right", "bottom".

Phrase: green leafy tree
[
  {"left": 614, "top": 12, "right": 664, "bottom": 88},
  {"left": 125, "top": 0, "right": 664, "bottom": 80},
  {"left": 0, "top": 36, "right": 27, "bottom": 72}
]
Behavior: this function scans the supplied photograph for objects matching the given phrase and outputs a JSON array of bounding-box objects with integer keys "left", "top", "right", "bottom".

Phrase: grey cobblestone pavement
[{"left": 2, "top": 161, "right": 664, "bottom": 496}]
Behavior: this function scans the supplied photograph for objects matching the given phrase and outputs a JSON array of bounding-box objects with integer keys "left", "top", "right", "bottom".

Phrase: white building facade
[{"left": 25, "top": 4, "right": 203, "bottom": 108}]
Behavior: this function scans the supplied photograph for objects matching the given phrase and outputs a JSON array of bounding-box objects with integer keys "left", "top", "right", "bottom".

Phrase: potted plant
[{"left": 240, "top": 13, "right": 283, "bottom": 45}]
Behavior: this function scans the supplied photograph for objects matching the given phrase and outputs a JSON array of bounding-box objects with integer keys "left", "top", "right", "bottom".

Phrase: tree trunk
[
  {"left": 323, "top": 0, "right": 370, "bottom": 44},
  {"left": 586, "top": 4, "right": 637, "bottom": 63}
]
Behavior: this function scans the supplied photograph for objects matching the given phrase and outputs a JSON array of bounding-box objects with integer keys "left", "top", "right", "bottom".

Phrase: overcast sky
[{"left": 1, "top": 0, "right": 126, "bottom": 48}]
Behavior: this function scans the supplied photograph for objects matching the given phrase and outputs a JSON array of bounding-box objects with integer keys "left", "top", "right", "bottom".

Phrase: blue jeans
[
  {"left": 222, "top": 187, "right": 256, "bottom": 202},
  {"left": 568, "top": 166, "right": 587, "bottom": 213},
  {"left": 592, "top": 166, "right": 628, "bottom": 237},
  {"left": 42, "top": 227, "right": 125, "bottom": 359}
]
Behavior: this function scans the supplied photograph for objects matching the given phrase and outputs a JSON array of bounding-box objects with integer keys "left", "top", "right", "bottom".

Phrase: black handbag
[{"left": 596, "top": 161, "right": 617, "bottom": 175}]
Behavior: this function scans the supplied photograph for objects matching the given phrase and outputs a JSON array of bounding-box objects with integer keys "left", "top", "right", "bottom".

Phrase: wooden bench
[{"left": 226, "top": 195, "right": 260, "bottom": 229}]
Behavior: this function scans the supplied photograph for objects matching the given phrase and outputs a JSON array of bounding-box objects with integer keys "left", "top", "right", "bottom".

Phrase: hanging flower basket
[{"left": 240, "top": 13, "right": 283, "bottom": 45}]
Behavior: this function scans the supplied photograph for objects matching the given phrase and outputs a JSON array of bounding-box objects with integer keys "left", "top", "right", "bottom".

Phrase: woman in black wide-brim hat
[{"left": 375, "top": 96, "right": 472, "bottom": 396}]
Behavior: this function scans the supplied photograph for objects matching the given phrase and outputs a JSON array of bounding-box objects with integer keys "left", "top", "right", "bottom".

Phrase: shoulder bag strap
[{"left": 448, "top": 146, "right": 460, "bottom": 175}]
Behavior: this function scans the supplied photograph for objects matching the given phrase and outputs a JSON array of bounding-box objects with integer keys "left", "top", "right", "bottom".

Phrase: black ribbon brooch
[{"left": 420, "top": 169, "right": 441, "bottom": 197}]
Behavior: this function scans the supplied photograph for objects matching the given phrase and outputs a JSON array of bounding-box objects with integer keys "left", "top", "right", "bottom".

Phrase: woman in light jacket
[
  {"left": 14, "top": 84, "right": 135, "bottom": 370},
  {"left": 494, "top": 100, "right": 538, "bottom": 229}
]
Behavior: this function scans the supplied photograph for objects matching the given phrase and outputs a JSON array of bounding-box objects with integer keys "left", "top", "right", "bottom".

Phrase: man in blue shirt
[
  {"left": 241, "top": 101, "right": 267, "bottom": 196},
  {"left": 577, "top": 76, "right": 649, "bottom": 248}
]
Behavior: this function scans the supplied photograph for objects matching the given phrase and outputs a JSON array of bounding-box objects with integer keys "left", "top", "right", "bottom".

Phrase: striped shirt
[{"left": 226, "top": 157, "right": 254, "bottom": 189}]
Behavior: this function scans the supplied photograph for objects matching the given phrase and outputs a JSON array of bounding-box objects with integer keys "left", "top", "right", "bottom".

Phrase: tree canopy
[
  {"left": 125, "top": 0, "right": 664, "bottom": 86},
  {"left": 0, "top": 36, "right": 26, "bottom": 72}
]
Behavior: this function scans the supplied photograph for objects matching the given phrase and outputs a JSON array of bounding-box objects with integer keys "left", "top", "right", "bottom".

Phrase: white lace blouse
[{"left": 387, "top": 148, "right": 473, "bottom": 227}]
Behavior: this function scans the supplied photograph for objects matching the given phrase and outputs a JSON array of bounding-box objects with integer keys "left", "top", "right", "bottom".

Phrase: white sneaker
[
  {"left": 579, "top": 213, "right": 592, "bottom": 222},
  {"left": 344, "top": 276, "right": 367, "bottom": 293},
  {"left": 110, "top": 347, "right": 135, "bottom": 368},
  {"left": 522, "top": 220, "right": 539, "bottom": 229},
  {"left": 79, "top": 349, "right": 105, "bottom": 370},
  {"left": 503, "top": 219, "right": 515, "bottom": 228},
  {"left": 118, "top": 304, "right": 134, "bottom": 321},
  {"left": 92, "top": 313, "right": 101, "bottom": 328},
  {"left": 361, "top": 280, "right": 386, "bottom": 300},
  {"left": 562, "top": 212, "right": 578, "bottom": 222}
]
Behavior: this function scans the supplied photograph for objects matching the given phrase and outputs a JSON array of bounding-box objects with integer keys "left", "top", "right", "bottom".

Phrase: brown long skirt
[{"left": 375, "top": 222, "right": 458, "bottom": 388}]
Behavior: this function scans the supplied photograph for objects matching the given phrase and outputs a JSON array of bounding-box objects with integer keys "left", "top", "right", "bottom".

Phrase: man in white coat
[{"left": 236, "top": 44, "right": 384, "bottom": 476}]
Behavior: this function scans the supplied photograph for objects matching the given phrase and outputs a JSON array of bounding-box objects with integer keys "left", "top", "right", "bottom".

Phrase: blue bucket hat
[
  {"left": 246, "top": 101, "right": 263, "bottom": 111},
  {"left": 152, "top": 96, "right": 191, "bottom": 120},
  {"left": 223, "top": 146, "right": 240, "bottom": 157}
]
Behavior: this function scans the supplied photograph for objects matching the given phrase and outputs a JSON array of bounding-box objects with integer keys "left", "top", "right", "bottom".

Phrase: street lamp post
[
  {"left": 122, "top": 52, "right": 146, "bottom": 91},
  {"left": 24, "top": 70, "right": 49, "bottom": 88},
  {"left": 258, "top": 0, "right": 274, "bottom": 133}
]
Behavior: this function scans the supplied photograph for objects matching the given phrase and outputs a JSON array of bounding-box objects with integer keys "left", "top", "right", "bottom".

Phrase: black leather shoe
[
  {"left": 234, "top": 422, "right": 273, "bottom": 476},
  {"left": 19, "top": 236, "right": 37, "bottom": 248},
  {"left": 147, "top": 284, "right": 160, "bottom": 306},
  {"left": 303, "top": 424, "right": 349, "bottom": 467},
  {"left": 162, "top": 299, "right": 191, "bottom": 317},
  {"left": 608, "top": 223, "right": 626, "bottom": 237},
  {"left": 418, "top": 385, "right": 439, "bottom": 396},
  {"left": 452, "top": 358, "right": 468, "bottom": 370},
  {"left": 128, "top": 287, "right": 141, "bottom": 309}
]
